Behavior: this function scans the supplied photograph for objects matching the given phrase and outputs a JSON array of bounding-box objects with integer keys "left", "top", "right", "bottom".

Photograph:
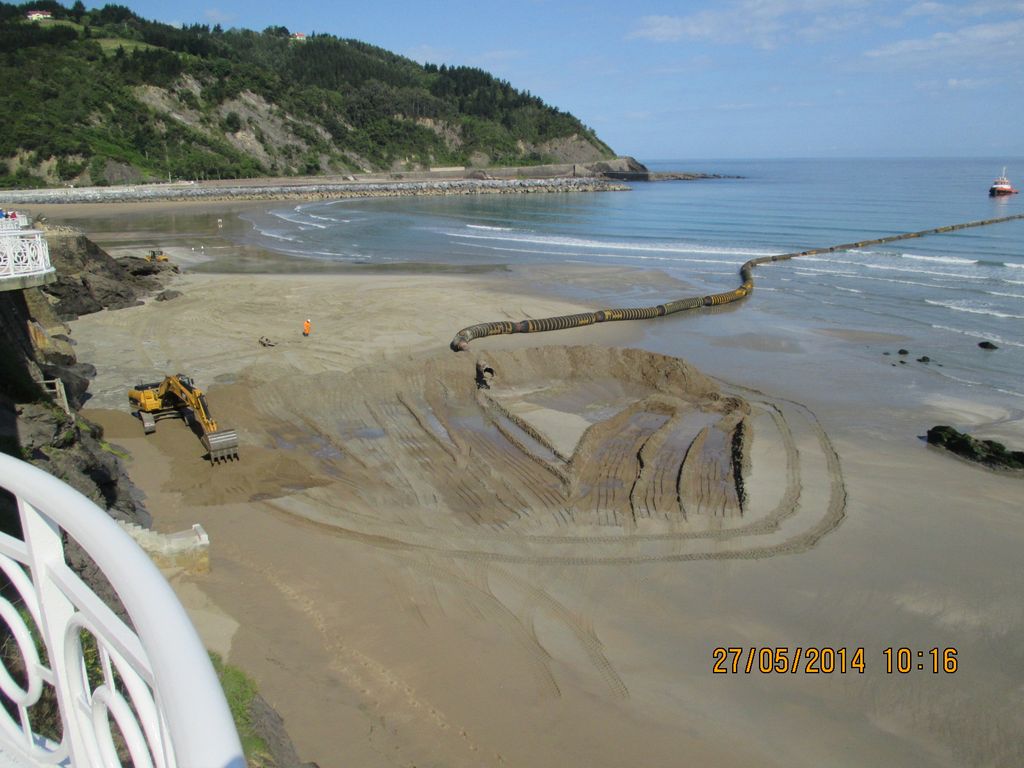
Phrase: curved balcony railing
[
  {"left": 0, "top": 453, "right": 244, "bottom": 767},
  {"left": 0, "top": 218, "right": 29, "bottom": 232},
  {"left": 0, "top": 226, "right": 53, "bottom": 283}
]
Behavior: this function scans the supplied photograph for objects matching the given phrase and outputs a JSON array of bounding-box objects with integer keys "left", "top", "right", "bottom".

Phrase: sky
[{"left": 115, "top": 0, "right": 1024, "bottom": 160}]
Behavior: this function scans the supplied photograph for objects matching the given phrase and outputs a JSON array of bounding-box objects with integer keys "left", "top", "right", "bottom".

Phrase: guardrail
[
  {"left": 0, "top": 228, "right": 52, "bottom": 283},
  {"left": 0, "top": 453, "right": 244, "bottom": 767},
  {"left": 0, "top": 218, "right": 29, "bottom": 232}
]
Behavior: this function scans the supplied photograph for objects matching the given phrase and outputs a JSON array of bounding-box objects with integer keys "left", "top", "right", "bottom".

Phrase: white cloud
[
  {"left": 946, "top": 76, "right": 990, "bottom": 88},
  {"left": 628, "top": 1, "right": 874, "bottom": 49},
  {"left": 405, "top": 44, "right": 457, "bottom": 65},
  {"left": 907, "top": 0, "right": 1024, "bottom": 17},
  {"left": 651, "top": 55, "right": 715, "bottom": 75},
  {"left": 865, "top": 18, "right": 1024, "bottom": 63},
  {"left": 472, "top": 49, "right": 528, "bottom": 64},
  {"left": 712, "top": 101, "right": 760, "bottom": 111},
  {"left": 915, "top": 76, "right": 995, "bottom": 90},
  {"left": 203, "top": 8, "right": 234, "bottom": 25}
]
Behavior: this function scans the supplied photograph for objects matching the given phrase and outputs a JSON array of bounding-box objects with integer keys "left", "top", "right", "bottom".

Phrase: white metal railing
[
  {"left": 0, "top": 216, "right": 29, "bottom": 232},
  {"left": 0, "top": 453, "right": 244, "bottom": 767},
  {"left": 0, "top": 227, "right": 52, "bottom": 282}
]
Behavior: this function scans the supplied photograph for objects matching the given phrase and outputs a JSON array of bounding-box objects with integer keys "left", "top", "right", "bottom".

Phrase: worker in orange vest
[{"left": 303, "top": 318, "right": 311, "bottom": 337}]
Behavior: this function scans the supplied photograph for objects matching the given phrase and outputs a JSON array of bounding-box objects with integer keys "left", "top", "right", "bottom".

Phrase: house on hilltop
[
  {"left": 26, "top": 10, "right": 53, "bottom": 21},
  {"left": 290, "top": 32, "right": 307, "bottom": 42}
]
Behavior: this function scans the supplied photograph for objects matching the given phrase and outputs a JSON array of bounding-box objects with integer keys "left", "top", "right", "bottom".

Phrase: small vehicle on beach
[{"left": 989, "top": 168, "right": 1018, "bottom": 196}]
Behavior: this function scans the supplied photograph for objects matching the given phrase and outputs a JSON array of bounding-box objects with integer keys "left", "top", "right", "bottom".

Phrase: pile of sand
[{"left": 92, "top": 345, "right": 845, "bottom": 567}]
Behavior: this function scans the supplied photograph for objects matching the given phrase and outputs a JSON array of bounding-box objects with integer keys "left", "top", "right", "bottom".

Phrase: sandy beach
[{"left": 51, "top": 201, "right": 1024, "bottom": 767}]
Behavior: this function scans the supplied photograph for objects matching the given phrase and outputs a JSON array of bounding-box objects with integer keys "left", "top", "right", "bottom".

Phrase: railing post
[
  {"left": 18, "top": 498, "right": 97, "bottom": 765},
  {"left": 0, "top": 453, "right": 245, "bottom": 766}
]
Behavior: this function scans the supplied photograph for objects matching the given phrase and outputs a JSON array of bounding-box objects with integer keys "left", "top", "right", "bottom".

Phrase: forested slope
[{"left": 0, "top": 1, "right": 615, "bottom": 187}]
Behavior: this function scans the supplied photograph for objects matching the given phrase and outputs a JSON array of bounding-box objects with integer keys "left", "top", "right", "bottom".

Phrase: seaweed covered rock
[{"left": 926, "top": 425, "right": 1024, "bottom": 471}]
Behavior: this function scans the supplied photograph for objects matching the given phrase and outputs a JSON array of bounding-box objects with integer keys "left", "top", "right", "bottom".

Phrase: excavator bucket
[{"left": 202, "top": 429, "right": 240, "bottom": 463}]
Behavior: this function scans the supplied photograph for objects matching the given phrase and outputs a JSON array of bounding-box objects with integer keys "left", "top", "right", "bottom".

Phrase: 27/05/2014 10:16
[{"left": 711, "top": 646, "right": 959, "bottom": 674}]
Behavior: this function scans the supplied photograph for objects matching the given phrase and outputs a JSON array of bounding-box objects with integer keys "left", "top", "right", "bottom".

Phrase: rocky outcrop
[
  {"left": 584, "top": 156, "right": 652, "bottom": 180},
  {"left": 926, "top": 425, "right": 1024, "bottom": 471},
  {"left": 38, "top": 232, "right": 178, "bottom": 320},
  {"left": 0, "top": 228, "right": 157, "bottom": 529},
  {"left": 15, "top": 400, "right": 151, "bottom": 525}
]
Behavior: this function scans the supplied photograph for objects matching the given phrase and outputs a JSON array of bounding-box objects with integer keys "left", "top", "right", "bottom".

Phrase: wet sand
[{"left": 61, "top": 204, "right": 1024, "bottom": 767}]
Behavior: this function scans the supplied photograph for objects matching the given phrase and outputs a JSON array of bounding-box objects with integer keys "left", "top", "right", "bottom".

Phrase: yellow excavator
[{"left": 128, "top": 374, "right": 239, "bottom": 463}]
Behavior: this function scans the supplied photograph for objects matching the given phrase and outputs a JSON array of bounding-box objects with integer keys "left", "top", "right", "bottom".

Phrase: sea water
[{"left": 237, "top": 158, "right": 1024, "bottom": 406}]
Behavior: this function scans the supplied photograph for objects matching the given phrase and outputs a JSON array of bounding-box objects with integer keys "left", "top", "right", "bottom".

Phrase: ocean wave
[
  {"left": 800, "top": 255, "right": 954, "bottom": 277},
  {"left": 837, "top": 273, "right": 946, "bottom": 289},
  {"left": 268, "top": 245, "right": 368, "bottom": 262},
  {"left": 307, "top": 212, "right": 348, "bottom": 223},
  {"left": 925, "top": 299, "right": 1024, "bottom": 320},
  {"left": 446, "top": 230, "right": 775, "bottom": 258},
  {"left": 994, "top": 388, "right": 1024, "bottom": 400},
  {"left": 256, "top": 229, "right": 300, "bottom": 243},
  {"left": 931, "top": 325, "right": 1024, "bottom": 348},
  {"left": 790, "top": 267, "right": 863, "bottom": 278},
  {"left": 481, "top": 244, "right": 741, "bottom": 266},
  {"left": 466, "top": 224, "right": 517, "bottom": 231},
  {"left": 941, "top": 373, "right": 984, "bottom": 387},
  {"left": 862, "top": 263, "right": 985, "bottom": 280},
  {"left": 987, "top": 291, "right": 1024, "bottom": 299},
  {"left": 901, "top": 253, "right": 978, "bottom": 265},
  {"left": 269, "top": 210, "right": 328, "bottom": 230},
  {"left": 484, "top": 245, "right": 589, "bottom": 258},
  {"left": 481, "top": 243, "right": 714, "bottom": 264}
]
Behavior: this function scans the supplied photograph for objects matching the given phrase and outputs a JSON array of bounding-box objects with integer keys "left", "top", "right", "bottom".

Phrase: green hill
[{"left": 0, "top": 2, "right": 615, "bottom": 188}]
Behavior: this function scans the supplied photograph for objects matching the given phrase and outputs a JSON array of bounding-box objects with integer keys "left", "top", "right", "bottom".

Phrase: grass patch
[
  {"left": 38, "top": 18, "right": 83, "bottom": 33},
  {"left": 98, "top": 440, "right": 129, "bottom": 459},
  {"left": 209, "top": 652, "right": 273, "bottom": 766},
  {"left": 96, "top": 37, "right": 156, "bottom": 55}
]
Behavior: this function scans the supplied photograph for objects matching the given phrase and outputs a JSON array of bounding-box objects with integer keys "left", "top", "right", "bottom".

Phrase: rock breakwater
[{"left": 0, "top": 177, "right": 627, "bottom": 206}]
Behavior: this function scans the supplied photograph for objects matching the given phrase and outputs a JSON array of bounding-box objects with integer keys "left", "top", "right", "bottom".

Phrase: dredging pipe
[{"left": 450, "top": 213, "right": 1024, "bottom": 351}]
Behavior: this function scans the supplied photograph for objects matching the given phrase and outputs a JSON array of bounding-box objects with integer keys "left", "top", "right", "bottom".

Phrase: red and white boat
[{"left": 989, "top": 168, "right": 1018, "bottom": 196}]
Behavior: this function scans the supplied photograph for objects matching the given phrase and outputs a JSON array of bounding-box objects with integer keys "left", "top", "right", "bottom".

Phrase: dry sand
[{"left": 61, "top": 207, "right": 1024, "bottom": 767}]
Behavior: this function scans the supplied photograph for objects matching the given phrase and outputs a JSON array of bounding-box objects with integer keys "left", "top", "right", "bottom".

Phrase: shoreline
[{"left": 51, "top": 207, "right": 1024, "bottom": 768}]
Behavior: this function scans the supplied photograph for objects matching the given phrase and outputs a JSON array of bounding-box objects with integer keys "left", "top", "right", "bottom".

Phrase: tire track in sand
[
  {"left": 222, "top": 543, "right": 499, "bottom": 766},
  {"left": 254, "top": 347, "right": 844, "bottom": 566}
]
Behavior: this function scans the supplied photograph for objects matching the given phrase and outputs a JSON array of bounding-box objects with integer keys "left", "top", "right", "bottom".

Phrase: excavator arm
[{"left": 128, "top": 374, "right": 239, "bottom": 463}]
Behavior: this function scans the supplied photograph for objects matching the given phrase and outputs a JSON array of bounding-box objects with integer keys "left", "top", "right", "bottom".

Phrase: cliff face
[{"left": 0, "top": 228, "right": 159, "bottom": 530}]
